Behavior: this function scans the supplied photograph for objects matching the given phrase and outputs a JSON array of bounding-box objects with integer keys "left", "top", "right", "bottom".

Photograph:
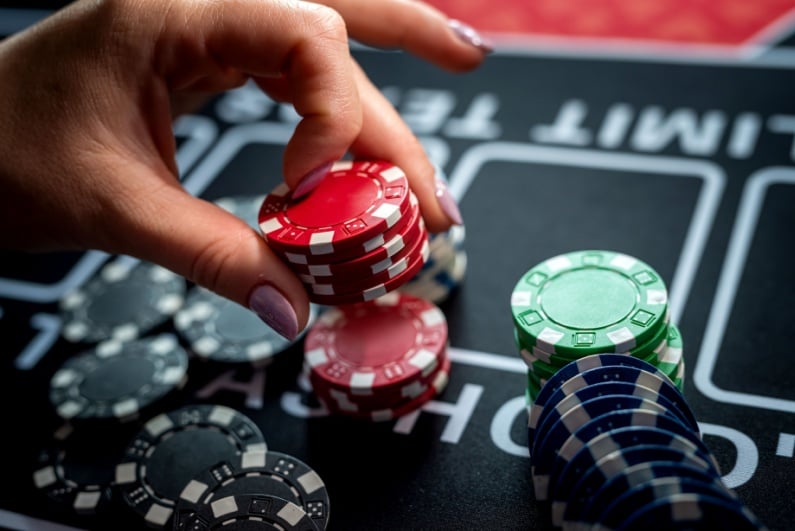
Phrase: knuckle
[{"left": 302, "top": 4, "right": 348, "bottom": 44}]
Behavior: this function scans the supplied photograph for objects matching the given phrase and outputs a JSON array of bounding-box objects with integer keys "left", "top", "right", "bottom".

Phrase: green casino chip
[
  {"left": 511, "top": 250, "right": 668, "bottom": 358},
  {"left": 526, "top": 370, "right": 545, "bottom": 402},
  {"left": 529, "top": 309, "right": 671, "bottom": 366},
  {"left": 654, "top": 324, "right": 683, "bottom": 377},
  {"left": 516, "top": 318, "right": 670, "bottom": 376}
]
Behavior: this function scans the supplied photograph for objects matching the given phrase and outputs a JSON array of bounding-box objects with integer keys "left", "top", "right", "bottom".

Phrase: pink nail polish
[
  {"left": 248, "top": 283, "right": 299, "bottom": 340},
  {"left": 449, "top": 19, "right": 494, "bottom": 54},
  {"left": 435, "top": 179, "right": 463, "bottom": 226},
  {"left": 293, "top": 162, "right": 333, "bottom": 199}
]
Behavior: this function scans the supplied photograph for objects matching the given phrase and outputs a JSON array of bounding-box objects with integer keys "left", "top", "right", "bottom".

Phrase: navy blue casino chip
[
  {"left": 558, "top": 444, "right": 717, "bottom": 528},
  {"left": 580, "top": 460, "right": 734, "bottom": 527},
  {"left": 530, "top": 367, "right": 698, "bottom": 447},
  {"left": 529, "top": 379, "right": 696, "bottom": 450},
  {"left": 531, "top": 394, "right": 681, "bottom": 501},
  {"left": 597, "top": 475, "right": 736, "bottom": 530},
  {"left": 538, "top": 409, "right": 706, "bottom": 504},
  {"left": 528, "top": 354, "right": 670, "bottom": 440},
  {"left": 616, "top": 492, "right": 767, "bottom": 531}
]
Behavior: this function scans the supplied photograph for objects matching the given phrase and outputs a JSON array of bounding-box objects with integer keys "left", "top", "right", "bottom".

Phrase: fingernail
[
  {"left": 248, "top": 283, "right": 299, "bottom": 340},
  {"left": 449, "top": 19, "right": 494, "bottom": 53},
  {"left": 435, "top": 179, "right": 463, "bottom": 225},
  {"left": 292, "top": 162, "right": 333, "bottom": 199}
]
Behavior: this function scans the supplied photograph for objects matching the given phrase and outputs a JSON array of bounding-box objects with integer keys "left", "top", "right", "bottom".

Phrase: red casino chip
[
  {"left": 305, "top": 239, "right": 429, "bottom": 306},
  {"left": 316, "top": 354, "right": 452, "bottom": 422},
  {"left": 308, "top": 345, "right": 449, "bottom": 412},
  {"left": 292, "top": 199, "right": 424, "bottom": 279},
  {"left": 306, "top": 228, "right": 428, "bottom": 296},
  {"left": 282, "top": 192, "right": 420, "bottom": 267},
  {"left": 304, "top": 292, "right": 448, "bottom": 395},
  {"left": 258, "top": 160, "right": 412, "bottom": 257}
]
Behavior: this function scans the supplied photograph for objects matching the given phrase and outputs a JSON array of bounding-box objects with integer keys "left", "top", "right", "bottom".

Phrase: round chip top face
[
  {"left": 304, "top": 292, "right": 447, "bottom": 393},
  {"left": 511, "top": 250, "right": 668, "bottom": 356},
  {"left": 258, "top": 161, "right": 411, "bottom": 254},
  {"left": 49, "top": 334, "right": 188, "bottom": 422},
  {"left": 60, "top": 261, "right": 186, "bottom": 343}
]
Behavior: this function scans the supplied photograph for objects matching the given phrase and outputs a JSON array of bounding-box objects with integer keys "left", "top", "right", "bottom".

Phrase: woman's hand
[{"left": 0, "top": 0, "right": 489, "bottom": 338}]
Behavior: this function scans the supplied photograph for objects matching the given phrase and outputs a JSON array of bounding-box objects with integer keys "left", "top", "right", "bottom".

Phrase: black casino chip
[
  {"left": 114, "top": 404, "right": 266, "bottom": 529},
  {"left": 174, "top": 449, "right": 329, "bottom": 530},
  {"left": 174, "top": 287, "right": 317, "bottom": 367},
  {"left": 179, "top": 494, "right": 319, "bottom": 530},
  {"left": 60, "top": 260, "right": 186, "bottom": 343},
  {"left": 49, "top": 334, "right": 188, "bottom": 422},
  {"left": 31, "top": 423, "right": 133, "bottom": 515}
]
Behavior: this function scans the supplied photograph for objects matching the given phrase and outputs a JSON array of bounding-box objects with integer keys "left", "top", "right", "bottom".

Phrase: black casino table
[{"left": 1, "top": 2, "right": 794, "bottom": 530}]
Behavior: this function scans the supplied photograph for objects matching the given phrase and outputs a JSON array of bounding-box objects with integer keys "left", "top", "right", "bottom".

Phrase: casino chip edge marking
[{"left": 195, "top": 494, "right": 318, "bottom": 531}]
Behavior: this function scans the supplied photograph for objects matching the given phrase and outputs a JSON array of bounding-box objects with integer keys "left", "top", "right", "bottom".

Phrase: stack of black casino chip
[
  {"left": 526, "top": 353, "right": 767, "bottom": 530},
  {"left": 36, "top": 243, "right": 330, "bottom": 529}
]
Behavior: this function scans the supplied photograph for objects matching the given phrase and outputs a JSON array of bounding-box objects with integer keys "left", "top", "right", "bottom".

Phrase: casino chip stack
[
  {"left": 258, "top": 160, "right": 429, "bottom": 305},
  {"left": 303, "top": 292, "right": 450, "bottom": 422},
  {"left": 526, "top": 354, "right": 767, "bottom": 530},
  {"left": 173, "top": 449, "right": 330, "bottom": 530},
  {"left": 511, "top": 250, "right": 684, "bottom": 403},
  {"left": 115, "top": 404, "right": 268, "bottom": 528},
  {"left": 399, "top": 224, "right": 467, "bottom": 305}
]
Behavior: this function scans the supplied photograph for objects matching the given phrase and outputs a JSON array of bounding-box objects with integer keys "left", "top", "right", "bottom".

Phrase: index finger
[
  {"left": 160, "top": 0, "right": 363, "bottom": 186},
  {"left": 308, "top": 0, "right": 492, "bottom": 71}
]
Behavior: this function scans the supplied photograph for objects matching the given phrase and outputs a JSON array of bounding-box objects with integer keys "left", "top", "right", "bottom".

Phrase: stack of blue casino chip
[
  {"left": 527, "top": 353, "right": 767, "bottom": 530},
  {"left": 398, "top": 164, "right": 466, "bottom": 305},
  {"left": 399, "top": 223, "right": 466, "bottom": 305}
]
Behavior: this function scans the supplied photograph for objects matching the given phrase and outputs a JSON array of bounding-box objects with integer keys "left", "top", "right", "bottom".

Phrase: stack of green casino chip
[{"left": 510, "top": 250, "right": 685, "bottom": 403}]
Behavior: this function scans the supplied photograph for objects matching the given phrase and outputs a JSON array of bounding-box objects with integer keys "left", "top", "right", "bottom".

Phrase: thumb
[{"left": 111, "top": 183, "right": 309, "bottom": 340}]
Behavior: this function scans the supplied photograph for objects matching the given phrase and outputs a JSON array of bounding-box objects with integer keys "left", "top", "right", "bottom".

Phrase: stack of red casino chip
[
  {"left": 258, "top": 161, "right": 429, "bottom": 305},
  {"left": 303, "top": 292, "right": 450, "bottom": 421}
]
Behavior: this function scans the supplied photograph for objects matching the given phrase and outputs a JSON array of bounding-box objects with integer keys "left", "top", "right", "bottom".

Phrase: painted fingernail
[
  {"left": 435, "top": 179, "right": 463, "bottom": 225},
  {"left": 248, "top": 283, "right": 299, "bottom": 340},
  {"left": 292, "top": 162, "right": 333, "bottom": 199},
  {"left": 449, "top": 19, "right": 494, "bottom": 53}
]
